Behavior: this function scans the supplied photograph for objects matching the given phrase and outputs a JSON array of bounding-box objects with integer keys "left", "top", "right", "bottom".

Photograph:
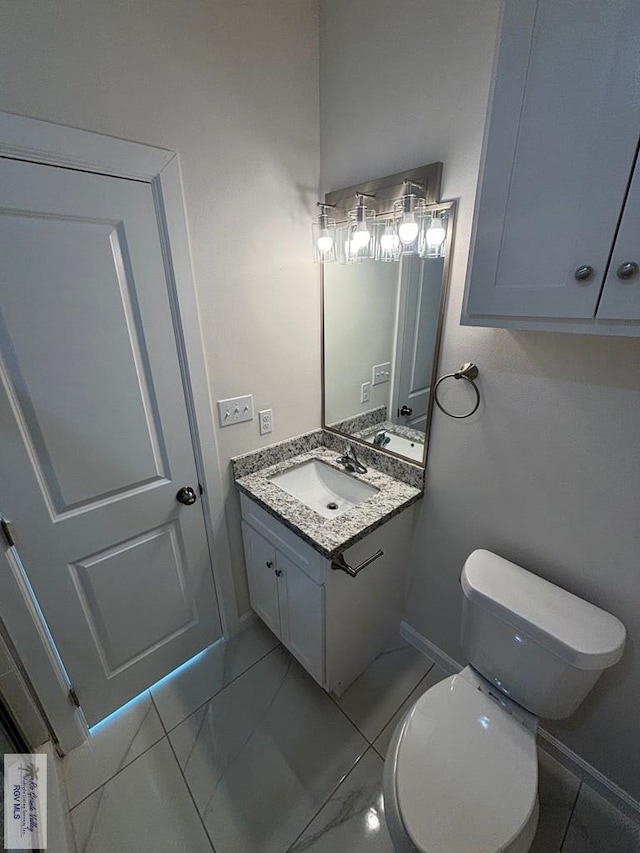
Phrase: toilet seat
[{"left": 385, "top": 671, "right": 538, "bottom": 853}]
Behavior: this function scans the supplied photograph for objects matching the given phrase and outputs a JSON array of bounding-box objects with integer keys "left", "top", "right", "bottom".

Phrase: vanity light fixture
[
  {"left": 343, "top": 192, "right": 376, "bottom": 263},
  {"left": 312, "top": 203, "right": 337, "bottom": 263},
  {"left": 394, "top": 180, "right": 428, "bottom": 254},
  {"left": 315, "top": 164, "right": 445, "bottom": 265},
  {"left": 376, "top": 219, "right": 401, "bottom": 262},
  {"left": 422, "top": 210, "right": 447, "bottom": 258}
]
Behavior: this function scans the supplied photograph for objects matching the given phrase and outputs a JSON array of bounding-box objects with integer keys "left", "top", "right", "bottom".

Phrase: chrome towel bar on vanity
[{"left": 331, "top": 549, "right": 384, "bottom": 577}]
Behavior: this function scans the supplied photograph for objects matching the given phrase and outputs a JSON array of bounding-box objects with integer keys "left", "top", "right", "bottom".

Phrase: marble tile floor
[{"left": 62, "top": 620, "right": 640, "bottom": 853}]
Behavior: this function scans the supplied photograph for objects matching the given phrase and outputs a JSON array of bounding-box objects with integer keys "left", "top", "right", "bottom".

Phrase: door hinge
[
  {"left": 0, "top": 518, "right": 15, "bottom": 549},
  {"left": 69, "top": 686, "right": 81, "bottom": 709},
  {"left": 198, "top": 483, "right": 204, "bottom": 496}
]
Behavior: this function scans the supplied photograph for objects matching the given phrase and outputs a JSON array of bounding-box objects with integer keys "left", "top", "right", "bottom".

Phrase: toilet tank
[{"left": 460, "top": 550, "right": 626, "bottom": 719}]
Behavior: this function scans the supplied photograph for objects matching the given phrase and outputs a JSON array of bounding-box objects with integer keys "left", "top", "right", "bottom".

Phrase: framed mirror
[{"left": 321, "top": 179, "right": 455, "bottom": 468}]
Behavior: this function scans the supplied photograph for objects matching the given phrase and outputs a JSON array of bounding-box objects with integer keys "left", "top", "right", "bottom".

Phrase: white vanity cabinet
[
  {"left": 463, "top": 0, "right": 640, "bottom": 335},
  {"left": 242, "top": 521, "right": 324, "bottom": 684},
  {"left": 240, "top": 492, "right": 414, "bottom": 695}
]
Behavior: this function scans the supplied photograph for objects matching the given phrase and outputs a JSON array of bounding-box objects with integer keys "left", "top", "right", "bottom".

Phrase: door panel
[
  {"left": 394, "top": 255, "right": 442, "bottom": 431},
  {"left": 71, "top": 522, "right": 195, "bottom": 675},
  {"left": 0, "top": 215, "right": 168, "bottom": 513},
  {"left": 0, "top": 157, "right": 222, "bottom": 725}
]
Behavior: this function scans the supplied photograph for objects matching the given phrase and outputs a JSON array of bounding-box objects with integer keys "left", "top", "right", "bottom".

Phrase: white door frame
[{"left": 0, "top": 110, "right": 238, "bottom": 752}]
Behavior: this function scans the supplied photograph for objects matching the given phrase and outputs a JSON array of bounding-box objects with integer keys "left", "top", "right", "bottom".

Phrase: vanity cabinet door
[
  {"left": 463, "top": 0, "right": 640, "bottom": 327},
  {"left": 597, "top": 160, "right": 640, "bottom": 321},
  {"left": 242, "top": 522, "right": 281, "bottom": 638},
  {"left": 278, "top": 552, "right": 324, "bottom": 686}
]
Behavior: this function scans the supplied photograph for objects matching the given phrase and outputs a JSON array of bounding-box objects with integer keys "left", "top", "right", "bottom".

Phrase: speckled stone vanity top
[{"left": 234, "top": 446, "right": 422, "bottom": 558}]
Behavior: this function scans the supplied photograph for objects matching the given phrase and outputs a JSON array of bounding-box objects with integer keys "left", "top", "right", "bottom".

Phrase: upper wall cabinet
[{"left": 462, "top": 0, "right": 640, "bottom": 335}]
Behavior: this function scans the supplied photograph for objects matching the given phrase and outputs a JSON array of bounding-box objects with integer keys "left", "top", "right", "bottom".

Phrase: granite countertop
[{"left": 235, "top": 446, "right": 422, "bottom": 558}]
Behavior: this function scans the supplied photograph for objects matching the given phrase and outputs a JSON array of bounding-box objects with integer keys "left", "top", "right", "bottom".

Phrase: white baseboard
[
  {"left": 237, "top": 609, "right": 258, "bottom": 633},
  {"left": 400, "top": 621, "right": 640, "bottom": 823},
  {"left": 400, "top": 621, "right": 462, "bottom": 675}
]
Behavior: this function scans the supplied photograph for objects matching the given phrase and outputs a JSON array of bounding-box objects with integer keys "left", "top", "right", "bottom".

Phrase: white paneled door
[{"left": 0, "top": 156, "right": 222, "bottom": 726}]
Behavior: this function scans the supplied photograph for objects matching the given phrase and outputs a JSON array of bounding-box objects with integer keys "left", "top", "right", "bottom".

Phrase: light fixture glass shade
[
  {"left": 375, "top": 217, "right": 401, "bottom": 262},
  {"left": 344, "top": 200, "right": 376, "bottom": 263},
  {"left": 312, "top": 211, "right": 337, "bottom": 263},
  {"left": 393, "top": 195, "right": 428, "bottom": 255},
  {"left": 421, "top": 211, "right": 448, "bottom": 258}
]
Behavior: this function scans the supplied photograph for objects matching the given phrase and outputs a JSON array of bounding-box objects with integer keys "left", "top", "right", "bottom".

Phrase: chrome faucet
[
  {"left": 336, "top": 444, "right": 367, "bottom": 475},
  {"left": 373, "top": 429, "right": 390, "bottom": 448}
]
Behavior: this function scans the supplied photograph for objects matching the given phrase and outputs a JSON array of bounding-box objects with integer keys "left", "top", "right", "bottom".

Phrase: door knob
[
  {"left": 399, "top": 405, "right": 413, "bottom": 416},
  {"left": 616, "top": 262, "right": 639, "bottom": 280},
  {"left": 176, "top": 486, "right": 197, "bottom": 506},
  {"left": 574, "top": 265, "right": 594, "bottom": 281}
]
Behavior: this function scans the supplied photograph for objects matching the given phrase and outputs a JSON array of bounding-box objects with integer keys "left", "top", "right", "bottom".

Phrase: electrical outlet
[
  {"left": 360, "top": 382, "right": 371, "bottom": 403},
  {"left": 259, "top": 409, "right": 273, "bottom": 435},
  {"left": 217, "top": 394, "right": 253, "bottom": 427},
  {"left": 372, "top": 362, "right": 391, "bottom": 386}
]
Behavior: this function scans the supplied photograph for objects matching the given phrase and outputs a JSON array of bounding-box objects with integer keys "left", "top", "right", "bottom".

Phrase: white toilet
[{"left": 383, "top": 549, "right": 626, "bottom": 853}]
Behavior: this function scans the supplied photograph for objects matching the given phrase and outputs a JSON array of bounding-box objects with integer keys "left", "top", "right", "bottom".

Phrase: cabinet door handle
[
  {"left": 266, "top": 561, "right": 273, "bottom": 568},
  {"left": 331, "top": 549, "right": 384, "bottom": 578},
  {"left": 616, "top": 261, "right": 639, "bottom": 280},
  {"left": 574, "top": 265, "right": 594, "bottom": 282},
  {"left": 275, "top": 568, "right": 282, "bottom": 577}
]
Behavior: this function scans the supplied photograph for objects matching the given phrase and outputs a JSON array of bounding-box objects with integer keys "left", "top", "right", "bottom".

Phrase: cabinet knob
[
  {"left": 275, "top": 568, "right": 282, "bottom": 577},
  {"left": 616, "top": 261, "right": 639, "bottom": 280},
  {"left": 574, "top": 265, "right": 594, "bottom": 282},
  {"left": 266, "top": 561, "right": 273, "bottom": 568}
]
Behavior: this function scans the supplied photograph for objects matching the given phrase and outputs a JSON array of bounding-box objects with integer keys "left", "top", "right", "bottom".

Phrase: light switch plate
[
  {"left": 372, "top": 362, "right": 391, "bottom": 386},
  {"left": 217, "top": 394, "right": 253, "bottom": 426}
]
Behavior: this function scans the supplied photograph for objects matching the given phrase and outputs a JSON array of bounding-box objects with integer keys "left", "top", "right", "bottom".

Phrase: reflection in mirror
[{"left": 322, "top": 201, "right": 455, "bottom": 467}]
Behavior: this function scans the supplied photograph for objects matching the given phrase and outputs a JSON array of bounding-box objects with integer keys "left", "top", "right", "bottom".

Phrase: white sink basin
[
  {"left": 269, "top": 459, "right": 378, "bottom": 519},
  {"left": 364, "top": 432, "right": 424, "bottom": 462}
]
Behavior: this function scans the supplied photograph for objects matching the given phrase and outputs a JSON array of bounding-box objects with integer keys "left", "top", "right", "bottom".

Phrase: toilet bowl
[
  {"left": 383, "top": 667, "right": 540, "bottom": 853},
  {"left": 383, "top": 549, "right": 626, "bottom": 853}
]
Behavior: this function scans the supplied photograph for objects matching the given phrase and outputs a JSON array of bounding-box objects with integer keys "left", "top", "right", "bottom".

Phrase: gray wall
[
  {"left": 324, "top": 261, "right": 398, "bottom": 424},
  {"left": 321, "top": 0, "right": 640, "bottom": 801},
  {"left": 0, "top": 0, "right": 321, "bottom": 617}
]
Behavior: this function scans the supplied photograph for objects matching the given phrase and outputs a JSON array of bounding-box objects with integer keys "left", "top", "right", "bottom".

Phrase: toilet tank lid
[{"left": 461, "top": 550, "right": 626, "bottom": 670}]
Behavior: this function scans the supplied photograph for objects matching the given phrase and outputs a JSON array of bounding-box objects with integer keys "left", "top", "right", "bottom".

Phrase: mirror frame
[{"left": 321, "top": 195, "right": 456, "bottom": 469}]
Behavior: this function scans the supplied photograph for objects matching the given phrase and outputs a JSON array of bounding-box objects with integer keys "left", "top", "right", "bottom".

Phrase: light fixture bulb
[
  {"left": 352, "top": 221, "right": 371, "bottom": 249},
  {"left": 398, "top": 212, "right": 419, "bottom": 244},
  {"left": 316, "top": 229, "right": 334, "bottom": 253},
  {"left": 380, "top": 226, "right": 399, "bottom": 253},
  {"left": 426, "top": 216, "right": 446, "bottom": 247}
]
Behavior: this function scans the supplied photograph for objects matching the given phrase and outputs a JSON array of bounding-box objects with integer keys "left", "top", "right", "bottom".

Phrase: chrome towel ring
[{"left": 434, "top": 362, "right": 480, "bottom": 419}]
